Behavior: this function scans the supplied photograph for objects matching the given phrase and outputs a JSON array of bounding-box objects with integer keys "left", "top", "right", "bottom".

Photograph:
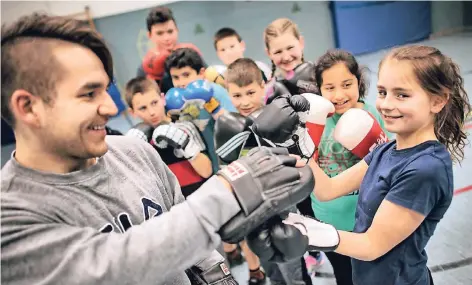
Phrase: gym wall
[
  {"left": 94, "top": 1, "right": 335, "bottom": 92},
  {"left": 92, "top": 1, "right": 467, "bottom": 92}
]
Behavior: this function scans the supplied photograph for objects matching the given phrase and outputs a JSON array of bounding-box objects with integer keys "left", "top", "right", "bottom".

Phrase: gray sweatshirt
[{"left": 1, "top": 135, "right": 241, "bottom": 285}]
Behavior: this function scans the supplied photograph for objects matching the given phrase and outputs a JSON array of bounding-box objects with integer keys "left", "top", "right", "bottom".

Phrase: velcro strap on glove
[
  {"left": 204, "top": 97, "right": 221, "bottom": 114},
  {"left": 218, "top": 160, "right": 265, "bottom": 215},
  {"left": 190, "top": 250, "right": 237, "bottom": 285}
]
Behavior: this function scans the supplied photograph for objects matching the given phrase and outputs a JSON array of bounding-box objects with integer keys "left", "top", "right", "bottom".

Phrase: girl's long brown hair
[{"left": 380, "top": 45, "right": 471, "bottom": 163}]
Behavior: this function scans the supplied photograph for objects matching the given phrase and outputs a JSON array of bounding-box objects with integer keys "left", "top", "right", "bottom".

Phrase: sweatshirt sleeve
[
  {"left": 141, "top": 139, "right": 240, "bottom": 251},
  {"left": 1, "top": 142, "right": 241, "bottom": 285}
]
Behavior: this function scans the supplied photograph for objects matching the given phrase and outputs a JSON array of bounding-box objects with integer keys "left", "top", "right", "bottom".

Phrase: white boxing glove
[
  {"left": 152, "top": 121, "right": 205, "bottom": 160},
  {"left": 283, "top": 212, "right": 340, "bottom": 252}
]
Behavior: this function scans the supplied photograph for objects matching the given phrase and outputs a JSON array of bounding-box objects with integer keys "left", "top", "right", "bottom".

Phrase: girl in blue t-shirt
[{"left": 287, "top": 45, "right": 470, "bottom": 285}]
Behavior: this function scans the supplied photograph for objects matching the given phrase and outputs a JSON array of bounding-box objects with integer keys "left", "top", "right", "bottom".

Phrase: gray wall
[
  {"left": 431, "top": 1, "right": 465, "bottom": 34},
  {"left": 94, "top": 1, "right": 335, "bottom": 90},
  {"left": 95, "top": 1, "right": 467, "bottom": 91},
  {"left": 463, "top": 1, "right": 472, "bottom": 27}
]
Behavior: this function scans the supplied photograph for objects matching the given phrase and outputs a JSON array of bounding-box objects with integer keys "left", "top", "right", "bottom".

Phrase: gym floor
[{"left": 1, "top": 32, "right": 470, "bottom": 285}]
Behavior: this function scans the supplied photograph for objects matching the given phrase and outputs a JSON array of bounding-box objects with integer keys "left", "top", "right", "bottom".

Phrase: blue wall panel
[{"left": 332, "top": 1, "right": 432, "bottom": 55}]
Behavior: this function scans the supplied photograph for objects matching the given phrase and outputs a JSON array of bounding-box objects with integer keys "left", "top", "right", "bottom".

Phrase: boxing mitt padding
[{"left": 217, "top": 147, "right": 315, "bottom": 243}]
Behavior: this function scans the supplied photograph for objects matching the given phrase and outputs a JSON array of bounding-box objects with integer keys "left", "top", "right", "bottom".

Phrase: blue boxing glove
[
  {"left": 165, "top": 87, "right": 186, "bottom": 116},
  {"left": 185, "top": 79, "right": 221, "bottom": 115},
  {"left": 165, "top": 87, "right": 191, "bottom": 121}
]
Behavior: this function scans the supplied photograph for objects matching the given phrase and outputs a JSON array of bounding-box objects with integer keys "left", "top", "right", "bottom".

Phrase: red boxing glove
[
  {"left": 333, "top": 108, "right": 389, "bottom": 158},
  {"left": 142, "top": 43, "right": 201, "bottom": 81},
  {"left": 299, "top": 94, "right": 335, "bottom": 148},
  {"left": 174, "top": 42, "right": 202, "bottom": 56},
  {"left": 142, "top": 48, "right": 171, "bottom": 81}
]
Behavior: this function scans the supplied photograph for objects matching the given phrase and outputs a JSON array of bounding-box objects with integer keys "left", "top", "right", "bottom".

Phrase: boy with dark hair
[
  {"left": 164, "top": 47, "right": 237, "bottom": 174},
  {"left": 139, "top": 6, "right": 202, "bottom": 94},
  {"left": 213, "top": 27, "right": 271, "bottom": 83},
  {"left": 146, "top": 6, "right": 178, "bottom": 51},
  {"left": 124, "top": 76, "right": 213, "bottom": 198},
  {"left": 215, "top": 58, "right": 313, "bottom": 285}
]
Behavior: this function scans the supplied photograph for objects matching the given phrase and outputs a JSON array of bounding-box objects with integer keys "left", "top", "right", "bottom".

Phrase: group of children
[
  {"left": 126, "top": 6, "right": 321, "bottom": 285},
  {"left": 122, "top": 5, "right": 470, "bottom": 285}
]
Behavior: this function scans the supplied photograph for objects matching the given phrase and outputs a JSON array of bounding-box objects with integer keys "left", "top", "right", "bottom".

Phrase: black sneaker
[{"left": 248, "top": 270, "right": 266, "bottom": 285}]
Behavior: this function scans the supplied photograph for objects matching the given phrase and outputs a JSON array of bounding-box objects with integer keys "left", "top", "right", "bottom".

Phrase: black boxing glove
[
  {"left": 288, "top": 94, "right": 311, "bottom": 112},
  {"left": 266, "top": 81, "right": 291, "bottom": 105},
  {"left": 217, "top": 147, "right": 315, "bottom": 243},
  {"left": 271, "top": 94, "right": 314, "bottom": 160},
  {"left": 125, "top": 122, "right": 154, "bottom": 142},
  {"left": 214, "top": 112, "right": 254, "bottom": 164},
  {"left": 281, "top": 62, "right": 318, "bottom": 95},
  {"left": 266, "top": 62, "right": 318, "bottom": 105},
  {"left": 251, "top": 95, "right": 300, "bottom": 144},
  {"left": 252, "top": 94, "right": 311, "bottom": 144},
  {"left": 246, "top": 211, "right": 309, "bottom": 263}
]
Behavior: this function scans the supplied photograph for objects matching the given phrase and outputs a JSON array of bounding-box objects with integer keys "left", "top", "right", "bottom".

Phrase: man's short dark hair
[
  {"left": 1, "top": 13, "right": 113, "bottom": 127},
  {"left": 146, "top": 6, "right": 176, "bottom": 32},
  {"left": 165, "top": 48, "right": 205, "bottom": 73},
  {"left": 125, "top": 76, "right": 160, "bottom": 109},
  {"left": 214, "top": 27, "right": 242, "bottom": 50}
]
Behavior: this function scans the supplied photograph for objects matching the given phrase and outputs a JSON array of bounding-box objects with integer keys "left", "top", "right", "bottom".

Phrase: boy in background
[
  {"left": 164, "top": 47, "right": 236, "bottom": 174},
  {"left": 138, "top": 6, "right": 202, "bottom": 94},
  {"left": 213, "top": 27, "right": 271, "bottom": 83},
  {"left": 125, "top": 76, "right": 213, "bottom": 198}
]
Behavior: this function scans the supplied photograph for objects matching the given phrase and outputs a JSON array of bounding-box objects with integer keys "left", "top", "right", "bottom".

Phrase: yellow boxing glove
[{"left": 204, "top": 65, "right": 227, "bottom": 88}]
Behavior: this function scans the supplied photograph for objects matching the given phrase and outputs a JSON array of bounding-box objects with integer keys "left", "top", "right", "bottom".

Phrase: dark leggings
[
  {"left": 296, "top": 197, "right": 315, "bottom": 217},
  {"left": 300, "top": 256, "right": 313, "bottom": 285},
  {"left": 324, "top": 252, "right": 353, "bottom": 285}
]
